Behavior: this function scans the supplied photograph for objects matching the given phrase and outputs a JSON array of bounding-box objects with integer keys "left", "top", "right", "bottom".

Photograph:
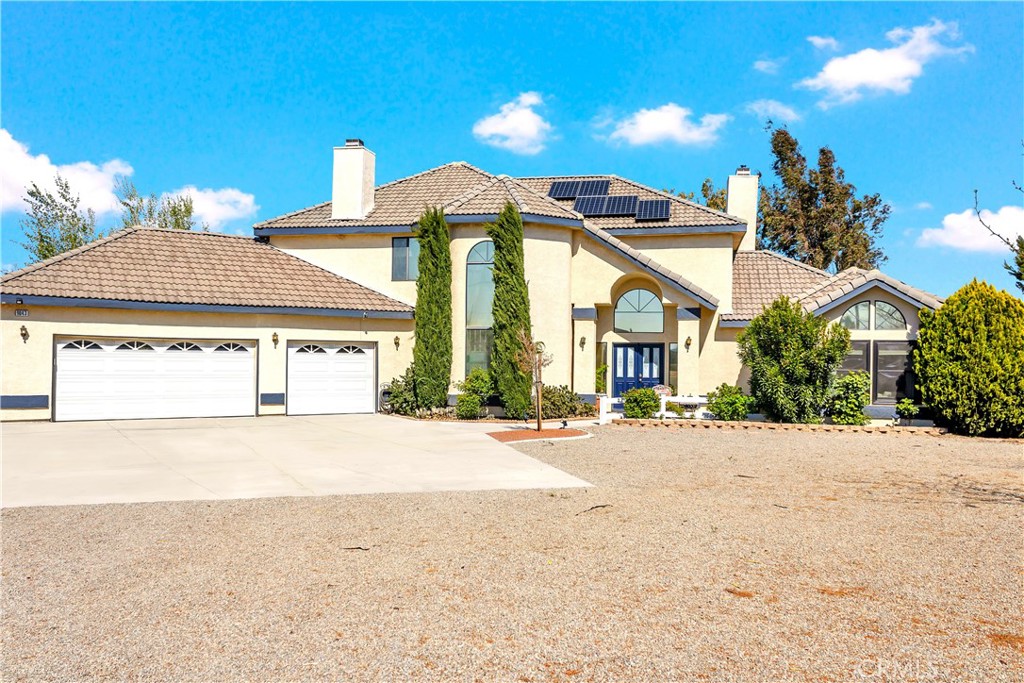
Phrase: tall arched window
[
  {"left": 614, "top": 289, "right": 664, "bottom": 333},
  {"left": 466, "top": 240, "right": 495, "bottom": 373}
]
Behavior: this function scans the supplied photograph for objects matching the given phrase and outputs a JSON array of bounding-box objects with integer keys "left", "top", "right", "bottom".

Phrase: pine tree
[
  {"left": 411, "top": 207, "right": 453, "bottom": 409},
  {"left": 486, "top": 203, "right": 533, "bottom": 417}
]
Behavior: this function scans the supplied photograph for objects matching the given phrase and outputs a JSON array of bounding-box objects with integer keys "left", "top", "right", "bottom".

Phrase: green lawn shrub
[
  {"left": 455, "top": 393, "right": 483, "bottom": 420},
  {"left": 527, "top": 385, "right": 596, "bottom": 419},
  {"left": 706, "top": 383, "right": 754, "bottom": 421},
  {"left": 827, "top": 371, "right": 870, "bottom": 425},
  {"left": 384, "top": 365, "right": 419, "bottom": 416},
  {"left": 622, "top": 387, "right": 660, "bottom": 419}
]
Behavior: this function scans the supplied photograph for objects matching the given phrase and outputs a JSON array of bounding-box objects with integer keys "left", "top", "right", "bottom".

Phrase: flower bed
[{"left": 488, "top": 428, "right": 589, "bottom": 443}]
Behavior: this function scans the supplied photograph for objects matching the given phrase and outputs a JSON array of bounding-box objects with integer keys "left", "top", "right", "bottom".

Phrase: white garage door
[
  {"left": 55, "top": 338, "right": 256, "bottom": 422},
  {"left": 287, "top": 342, "right": 376, "bottom": 415}
]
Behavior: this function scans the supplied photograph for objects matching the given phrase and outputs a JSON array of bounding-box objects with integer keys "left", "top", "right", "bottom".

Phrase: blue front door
[{"left": 612, "top": 344, "right": 664, "bottom": 396}]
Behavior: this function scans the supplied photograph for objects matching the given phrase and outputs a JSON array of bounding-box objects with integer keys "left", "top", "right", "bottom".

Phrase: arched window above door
[{"left": 614, "top": 289, "right": 663, "bottom": 333}]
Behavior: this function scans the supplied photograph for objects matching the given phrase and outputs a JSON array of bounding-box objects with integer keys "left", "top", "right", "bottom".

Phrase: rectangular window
[
  {"left": 874, "top": 341, "right": 914, "bottom": 404},
  {"left": 668, "top": 342, "right": 678, "bottom": 393},
  {"left": 391, "top": 237, "right": 420, "bottom": 281},
  {"left": 466, "top": 329, "right": 493, "bottom": 375},
  {"left": 595, "top": 342, "right": 608, "bottom": 394},
  {"left": 838, "top": 341, "right": 871, "bottom": 377}
]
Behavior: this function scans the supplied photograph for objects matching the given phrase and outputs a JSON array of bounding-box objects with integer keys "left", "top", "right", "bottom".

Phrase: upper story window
[
  {"left": 840, "top": 301, "right": 870, "bottom": 330},
  {"left": 392, "top": 237, "right": 420, "bottom": 281},
  {"left": 874, "top": 301, "right": 907, "bottom": 330},
  {"left": 614, "top": 289, "right": 663, "bottom": 334},
  {"left": 466, "top": 240, "right": 495, "bottom": 373}
]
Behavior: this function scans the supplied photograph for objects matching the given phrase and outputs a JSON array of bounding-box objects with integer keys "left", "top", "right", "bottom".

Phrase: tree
[
  {"left": 914, "top": 280, "right": 1024, "bottom": 437},
  {"left": 116, "top": 178, "right": 207, "bottom": 231},
  {"left": 411, "top": 207, "right": 453, "bottom": 410},
  {"left": 18, "top": 175, "right": 99, "bottom": 263},
  {"left": 486, "top": 202, "right": 534, "bottom": 418},
  {"left": 668, "top": 178, "right": 727, "bottom": 212},
  {"left": 758, "top": 126, "right": 890, "bottom": 272},
  {"left": 514, "top": 328, "right": 552, "bottom": 430},
  {"left": 974, "top": 175, "right": 1024, "bottom": 294},
  {"left": 737, "top": 297, "right": 850, "bottom": 423}
]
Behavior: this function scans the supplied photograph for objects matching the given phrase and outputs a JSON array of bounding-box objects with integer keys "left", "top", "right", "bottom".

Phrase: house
[{"left": 0, "top": 140, "right": 941, "bottom": 422}]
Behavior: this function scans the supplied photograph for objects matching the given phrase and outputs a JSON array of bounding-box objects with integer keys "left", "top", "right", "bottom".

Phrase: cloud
[
  {"left": 472, "top": 92, "right": 553, "bottom": 155},
  {"left": 798, "top": 19, "right": 973, "bottom": 108},
  {"left": 917, "top": 205, "right": 1024, "bottom": 252},
  {"left": 0, "top": 128, "right": 132, "bottom": 216},
  {"left": 607, "top": 103, "right": 730, "bottom": 146},
  {"left": 753, "top": 59, "right": 782, "bottom": 75},
  {"left": 807, "top": 35, "right": 840, "bottom": 51},
  {"left": 167, "top": 186, "right": 259, "bottom": 230},
  {"left": 745, "top": 99, "right": 802, "bottom": 123},
  {"left": 915, "top": 201, "right": 933, "bottom": 210}
]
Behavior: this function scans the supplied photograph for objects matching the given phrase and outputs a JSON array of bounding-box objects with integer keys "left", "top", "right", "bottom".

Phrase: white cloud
[
  {"left": 917, "top": 205, "right": 1024, "bottom": 252},
  {"left": 807, "top": 35, "right": 840, "bottom": 51},
  {"left": 798, "top": 19, "right": 973, "bottom": 108},
  {"left": 0, "top": 128, "right": 132, "bottom": 216},
  {"left": 607, "top": 103, "right": 730, "bottom": 146},
  {"left": 167, "top": 186, "right": 259, "bottom": 230},
  {"left": 915, "top": 201, "right": 933, "bottom": 210},
  {"left": 753, "top": 59, "right": 782, "bottom": 75},
  {"left": 745, "top": 99, "right": 802, "bottom": 123},
  {"left": 472, "top": 92, "right": 553, "bottom": 155}
]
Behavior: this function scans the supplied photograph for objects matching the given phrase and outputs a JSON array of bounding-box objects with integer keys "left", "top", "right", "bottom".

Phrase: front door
[{"left": 612, "top": 344, "right": 664, "bottom": 396}]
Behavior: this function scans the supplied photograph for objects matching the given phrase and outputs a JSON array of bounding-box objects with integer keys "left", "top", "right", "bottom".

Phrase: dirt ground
[{"left": 2, "top": 426, "right": 1022, "bottom": 682}]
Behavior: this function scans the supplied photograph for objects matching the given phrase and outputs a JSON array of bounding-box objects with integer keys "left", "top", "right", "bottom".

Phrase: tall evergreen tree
[
  {"left": 18, "top": 175, "right": 99, "bottom": 263},
  {"left": 758, "top": 126, "right": 890, "bottom": 272},
  {"left": 486, "top": 203, "right": 533, "bottom": 417},
  {"left": 412, "top": 207, "right": 453, "bottom": 409}
]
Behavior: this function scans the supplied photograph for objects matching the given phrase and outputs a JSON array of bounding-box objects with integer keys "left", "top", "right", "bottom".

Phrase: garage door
[
  {"left": 55, "top": 338, "right": 256, "bottom": 421},
  {"left": 287, "top": 342, "right": 376, "bottom": 415}
]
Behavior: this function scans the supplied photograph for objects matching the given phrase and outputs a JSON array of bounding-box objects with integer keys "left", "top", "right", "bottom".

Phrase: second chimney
[{"left": 332, "top": 139, "right": 375, "bottom": 220}]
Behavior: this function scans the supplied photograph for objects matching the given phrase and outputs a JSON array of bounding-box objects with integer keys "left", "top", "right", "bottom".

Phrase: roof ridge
[
  {"left": 376, "top": 160, "right": 495, "bottom": 192},
  {"left": 500, "top": 175, "right": 582, "bottom": 218},
  {"left": 741, "top": 250, "right": 833, "bottom": 277},
  {"left": 1, "top": 226, "right": 144, "bottom": 283},
  {"left": 441, "top": 176, "right": 502, "bottom": 212}
]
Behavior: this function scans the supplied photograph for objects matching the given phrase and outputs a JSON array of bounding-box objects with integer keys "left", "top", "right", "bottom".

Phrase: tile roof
[
  {"left": 516, "top": 175, "right": 747, "bottom": 230},
  {"left": 724, "top": 251, "right": 831, "bottom": 320},
  {"left": 1, "top": 227, "right": 413, "bottom": 314},
  {"left": 795, "top": 267, "right": 943, "bottom": 312},
  {"left": 444, "top": 175, "right": 579, "bottom": 221}
]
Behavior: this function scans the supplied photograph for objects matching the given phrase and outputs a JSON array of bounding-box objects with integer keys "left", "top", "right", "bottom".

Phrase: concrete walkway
[{"left": 0, "top": 414, "right": 590, "bottom": 508}]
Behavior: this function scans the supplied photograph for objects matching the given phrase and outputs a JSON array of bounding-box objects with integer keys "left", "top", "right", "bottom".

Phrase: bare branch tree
[{"left": 514, "top": 328, "right": 552, "bottom": 431}]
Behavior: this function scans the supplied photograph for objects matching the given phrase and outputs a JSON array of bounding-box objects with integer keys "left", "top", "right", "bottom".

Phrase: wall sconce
[
  {"left": 579, "top": 336, "right": 586, "bottom": 350},
  {"left": 20, "top": 325, "right": 29, "bottom": 343},
  {"left": 684, "top": 336, "right": 692, "bottom": 350},
  {"left": 394, "top": 335, "right": 401, "bottom": 350},
  {"left": 272, "top": 332, "right": 279, "bottom": 348}
]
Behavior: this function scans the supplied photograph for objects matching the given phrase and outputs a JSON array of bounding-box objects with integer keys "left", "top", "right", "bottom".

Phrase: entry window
[
  {"left": 668, "top": 342, "right": 678, "bottom": 393},
  {"left": 392, "top": 237, "right": 420, "bottom": 281},
  {"left": 840, "top": 302, "right": 869, "bottom": 330},
  {"left": 875, "top": 301, "right": 907, "bottom": 330},
  {"left": 466, "top": 240, "right": 495, "bottom": 373},
  {"left": 614, "top": 289, "right": 663, "bottom": 333},
  {"left": 874, "top": 341, "right": 914, "bottom": 404}
]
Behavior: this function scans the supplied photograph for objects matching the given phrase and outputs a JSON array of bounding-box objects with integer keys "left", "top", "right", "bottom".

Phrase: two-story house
[{"left": 1, "top": 140, "right": 941, "bottom": 421}]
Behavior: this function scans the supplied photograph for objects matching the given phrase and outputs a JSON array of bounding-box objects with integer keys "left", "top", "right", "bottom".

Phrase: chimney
[
  {"left": 331, "top": 139, "right": 375, "bottom": 220},
  {"left": 726, "top": 165, "right": 759, "bottom": 251}
]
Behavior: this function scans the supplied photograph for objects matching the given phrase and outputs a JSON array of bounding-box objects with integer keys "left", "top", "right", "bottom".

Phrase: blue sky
[{"left": 2, "top": 2, "right": 1021, "bottom": 297}]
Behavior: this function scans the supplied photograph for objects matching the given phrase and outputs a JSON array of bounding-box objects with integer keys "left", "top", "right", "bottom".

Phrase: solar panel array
[
  {"left": 573, "top": 194, "right": 641, "bottom": 217},
  {"left": 548, "top": 180, "right": 581, "bottom": 199},
  {"left": 549, "top": 180, "right": 672, "bottom": 221},
  {"left": 636, "top": 199, "right": 671, "bottom": 221},
  {"left": 577, "top": 179, "right": 610, "bottom": 196},
  {"left": 572, "top": 195, "right": 607, "bottom": 216}
]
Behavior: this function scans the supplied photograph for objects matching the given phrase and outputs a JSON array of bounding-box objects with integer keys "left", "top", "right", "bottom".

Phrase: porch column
[
  {"left": 571, "top": 307, "right": 598, "bottom": 398},
  {"left": 676, "top": 307, "right": 701, "bottom": 395}
]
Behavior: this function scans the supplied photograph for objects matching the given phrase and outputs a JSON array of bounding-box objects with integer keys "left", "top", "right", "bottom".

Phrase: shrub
[
  {"left": 895, "top": 398, "right": 919, "bottom": 423},
  {"left": 384, "top": 365, "right": 419, "bottom": 417},
  {"left": 622, "top": 387, "right": 660, "bottom": 419},
  {"left": 458, "top": 368, "right": 493, "bottom": 402},
  {"left": 595, "top": 363, "right": 608, "bottom": 395},
  {"left": 455, "top": 393, "right": 483, "bottom": 420},
  {"left": 827, "top": 372, "right": 870, "bottom": 425},
  {"left": 738, "top": 297, "right": 850, "bottom": 423},
  {"left": 706, "top": 383, "right": 753, "bottom": 421},
  {"left": 914, "top": 280, "right": 1024, "bottom": 437},
  {"left": 412, "top": 207, "right": 453, "bottom": 410},
  {"left": 666, "top": 400, "right": 699, "bottom": 417},
  {"left": 527, "top": 385, "right": 596, "bottom": 419}
]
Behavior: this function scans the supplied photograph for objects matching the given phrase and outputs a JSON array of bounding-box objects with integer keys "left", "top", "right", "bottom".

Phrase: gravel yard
[{"left": 3, "top": 426, "right": 1022, "bottom": 682}]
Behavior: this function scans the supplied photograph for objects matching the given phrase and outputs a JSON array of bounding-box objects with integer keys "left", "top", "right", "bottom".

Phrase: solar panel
[
  {"left": 603, "top": 195, "right": 638, "bottom": 216},
  {"left": 548, "top": 180, "right": 581, "bottom": 199},
  {"left": 577, "top": 179, "right": 610, "bottom": 196},
  {"left": 636, "top": 199, "right": 671, "bottom": 221},
  {"left": 573, "top": 195, "right": 607, "bottom": 216}
]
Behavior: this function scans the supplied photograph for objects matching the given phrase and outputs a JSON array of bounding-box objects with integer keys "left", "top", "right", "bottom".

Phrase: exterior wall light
[
  {"left": 579, "top": 336, "right": 586, "bottom": 350},
  {"left": 272, "top": 332, "right": 279, "bottom": 348},
  {"left": 684, "top": 336, "right": 692, "bottom": 350},
  {"left": 394, "top": 335, "right": 401, "bottom": 350},
  {"left": 20, "top": 325, "right": 29, "bottom": 343}
]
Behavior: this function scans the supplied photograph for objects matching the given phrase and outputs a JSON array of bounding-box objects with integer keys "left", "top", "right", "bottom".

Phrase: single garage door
[
  {"left": 287, "top": 342, "right": 376, "bottom": 415},
  {"left": 55, "top": 338, "right": 256, "bottom": 421}
]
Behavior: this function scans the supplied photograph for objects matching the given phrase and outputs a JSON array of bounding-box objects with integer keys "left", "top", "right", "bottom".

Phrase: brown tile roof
[
  {"left": 795, "top": 267, "right": 943, "bottom": 312},
  {"left": 1, "top": 227, "right": 413, "bottom": 314},
  {"left": 724, "top": 251, "right": 831, "bottom": 321},
  {"left": 516, "top": 175, "right": 746, "bottom": 230},
  {"left": 444, "top": 175, "right": 579, "bottom": 221}
]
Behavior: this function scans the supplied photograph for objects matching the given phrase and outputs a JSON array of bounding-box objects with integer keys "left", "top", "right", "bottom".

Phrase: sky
[{"left": 2, "top": 2, "right": 1022, "bottom": 297}]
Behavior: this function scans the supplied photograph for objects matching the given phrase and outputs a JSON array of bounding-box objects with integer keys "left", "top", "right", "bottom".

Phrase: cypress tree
[
  {"left": 412, "top": 207, "right": 453, "bottom": 409},
  {"left": 486, "top": 203, "right": 533, "bottom": 417}
]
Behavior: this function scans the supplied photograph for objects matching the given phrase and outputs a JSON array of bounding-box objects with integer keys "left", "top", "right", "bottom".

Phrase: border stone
[{"left": 611, "top": 418, "right": 949, "bottom": 436}]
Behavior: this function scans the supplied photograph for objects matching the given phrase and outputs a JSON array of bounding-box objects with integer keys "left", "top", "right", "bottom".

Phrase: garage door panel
[{"left": 287, "top": 342, "right": 376, "bottom": 415}]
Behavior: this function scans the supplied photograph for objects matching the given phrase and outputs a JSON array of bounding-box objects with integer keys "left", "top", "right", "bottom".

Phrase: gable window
[
  {"left": 466, "top": 240, "right": 494, "bottom": 373},
  {"left": 874, "top": 301, "right": 907, "bottom": 330},
  {"left": 840, "top": 302, "right": 870, "bottom": 330},
  {"left": 392, "top": 237, "right": 420, "bottom": 281},
  {"left": 614, "top": 289, "right": 663, "bottom": 334}
]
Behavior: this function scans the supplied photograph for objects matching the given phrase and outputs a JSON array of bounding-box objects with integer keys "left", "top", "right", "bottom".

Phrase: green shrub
[
  {"left": 706, "top": 383, "right": 753, "bottom": 421},
  {"left": 412, "top": 207, "right": 453, "bottom": 410},
  {"left": 595, "top": 363, "right": 608, "bottom": 395},
  {"left": 455, "top": 393, "right": 483, "bottom": 420},
  {"left": 914, "top": 280, "right": 1024, "bottom": 437},
  {"left": 458, "top": 368, "right": 493, "bottom": 402},
  {"left": 527, "top": 385, "right": 596, "bottom": 419},
  {"left": 384, "top": 365, "right": 419, "bottom": 416},
  {"left": 622, "top": 387, "right": 660, "bottom": 419},
  {"left": 827, "top": 372, "right": 870, "bottom": 425},
  {"left": 738, "top": 297, "right": 850, "bottom": 423},
  {"left": 895, "top": 398, "right": 919, "bottom": 423}
]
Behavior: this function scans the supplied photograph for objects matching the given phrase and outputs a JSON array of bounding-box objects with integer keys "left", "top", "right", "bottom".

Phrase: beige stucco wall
[{"left": 1, "top": 304, "right": 412, "bottom": 421}]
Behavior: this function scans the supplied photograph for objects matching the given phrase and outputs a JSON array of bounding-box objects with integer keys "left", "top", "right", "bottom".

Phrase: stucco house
[{"left": 1, "top": 140, "right": 942, "bottom": 422}]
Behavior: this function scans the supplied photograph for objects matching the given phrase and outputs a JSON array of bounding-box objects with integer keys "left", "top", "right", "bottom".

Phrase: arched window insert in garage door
[
  {"left": 63, "top": 340, "right": 102, "bottom": 350},
  {"left": 214, "top": 343, "right": 249, "bottom": 352},
  {"left": 116, "top": 341, "right": 154, "bottom": 351},
  {"left": 296, "top": 344, "right": 326, "bottom": 354},
  {"left": 167, "top": 342, "right": 203, "bottom": 352},
  {"left": 338, "top": 346, "right": 366, "bottom": 354}
]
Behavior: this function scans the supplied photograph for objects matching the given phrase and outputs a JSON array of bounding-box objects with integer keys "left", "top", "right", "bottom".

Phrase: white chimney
[
  {"left": 331, "top": 139, "right": 375, "bottom": 220},
  {"left": 726, "top": 165, "right": 759, "bottom": 251}
]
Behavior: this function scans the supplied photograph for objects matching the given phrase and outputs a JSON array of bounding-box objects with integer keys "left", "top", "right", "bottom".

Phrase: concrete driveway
[{"left": 1, "top": 414, "right": 590, "bottom": 508}]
